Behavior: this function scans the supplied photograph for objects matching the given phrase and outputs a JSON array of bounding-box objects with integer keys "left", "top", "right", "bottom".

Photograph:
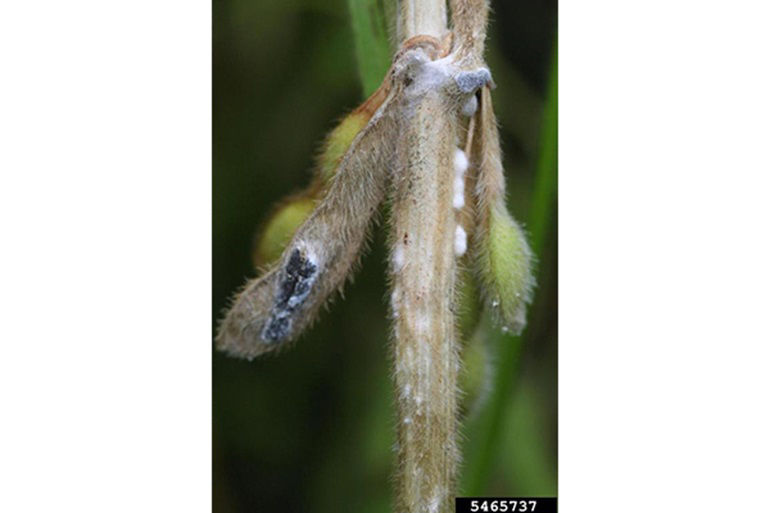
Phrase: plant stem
[
  {"left": 390, "top": 96, "right": 459, "bottom": 512},
  {"left": 398, "top": 0, "right": 448, "bottom": 41},
  {"left": 391, "top": 2, "right": 458, "bottom": 512}
]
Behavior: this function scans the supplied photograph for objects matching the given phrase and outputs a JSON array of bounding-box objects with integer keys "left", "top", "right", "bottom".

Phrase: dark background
[{"left": 213, "top": 1, "right": 557, "bottom": 511}]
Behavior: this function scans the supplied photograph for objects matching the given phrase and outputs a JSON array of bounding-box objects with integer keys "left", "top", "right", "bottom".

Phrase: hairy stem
[
  {"left": 398, "top": 0, "right": 448, "bottom": 42},
  {"left": 391, "top": 2, "right": 460, "bottom": 512},
  {"left": 449, "top": 0, "right": 488, "bottom": 65},
  {"left": 391, "top": 90, "right": 459, "bottom": 513}
]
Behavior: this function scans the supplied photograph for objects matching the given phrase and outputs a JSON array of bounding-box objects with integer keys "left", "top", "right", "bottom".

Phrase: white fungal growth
[
  {"left": 453, "top": 175, "right": 465, "bottom": 209},
  {"left": 405, "top": 54, "right": 455, "bottom": 100},
  {"left": 453, "top": 147, "right": 469, "bottom": 175},
  {"left": 392, "top": 244, "right": 405, "bottom": 272},
  {"left": 453, "top": 148, "right": 468, "bottom": 210},
  {"left": 452, "top": 148, "right": 468, "bottom": 210},
  {"left": 461, "top": 94, "right": 478, "bottom": 117},
  {"left": 454, "top": 225, "right": 467, "bottom": 256},
  {"left": 427, "top": 487, "right": 443, "bottom": 513},
  {"left": 415, "top": 308, "right": 431, "bottom": 334},
  {"left": 455, "top": 68, "right": 492, "bottom": 93},
  {"left": 391, "top": 289, "right": 401, "bottom": 318}
]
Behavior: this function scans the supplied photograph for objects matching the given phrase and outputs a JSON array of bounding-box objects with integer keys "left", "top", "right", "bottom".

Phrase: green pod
[
  {"left": 317, "top": 78, "right": 389, "bottom": 183},
  {"left": 252, "top": 107, "right": 378, "bottom": 267},
  {"left": 479, "top": 203, "right": 535, "bottom": 335},
  {"left": 317, "top": 110, "right": 371, "bottom": 183},
  {"left": 251, "top": 77, "right": 391, "bottom": 268},
  {"left": 471, "top": 86, "right": 535, "bottom": 335}
]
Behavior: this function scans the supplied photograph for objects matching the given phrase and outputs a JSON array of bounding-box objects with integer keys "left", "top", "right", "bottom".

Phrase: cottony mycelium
[{"left": 217, "top": 1, "right": 533, "bottom": 511}]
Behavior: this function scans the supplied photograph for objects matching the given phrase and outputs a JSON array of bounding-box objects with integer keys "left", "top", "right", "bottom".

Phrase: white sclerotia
[
  {"left": 453, "top": 147, "right": 468, "bottom": 210},
  {"left": 453, "top": 175, "right": 465, "bottom": 209},
  {"left": 453, "top": 147, "right": 469, "bottom": 174},
  {"left": 454, "top": 225, "right": 467, "bottom": 256}
]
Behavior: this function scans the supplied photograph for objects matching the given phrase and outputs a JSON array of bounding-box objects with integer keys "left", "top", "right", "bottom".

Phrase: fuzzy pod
[
  {"left": 250, "top": 80, "right": 392, "bottom": 269},
  {"left": 216, "top": 83, "right": 400, "bottom": 360},
  {"left": 472, "top": 87, "right": 535, "bottom": 334},
  {"left": 317, "top": 111, "right": 372, "bottom": 183},
  {"left": 318, "top": 79, "right": 391, "bottom": 183},
  {"left": 480, "top": 204, "right": 534, "bottom": 333}
]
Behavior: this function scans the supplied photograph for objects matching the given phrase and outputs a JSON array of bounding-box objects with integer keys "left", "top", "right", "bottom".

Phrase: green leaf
[
  {"left": 347, "top": 0, "right": 391, "bottom": 97},
  {"left": 528, "top": 44, "right": 558, "bottom": 261}
]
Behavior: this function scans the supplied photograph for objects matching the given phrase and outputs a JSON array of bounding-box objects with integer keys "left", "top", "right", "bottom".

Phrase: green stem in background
[
  {"left": 461, "top": 40, "right": 558, "bottom": 496},
  {"left": 347, "top": 0, "right": 392, "bottom": 97}
]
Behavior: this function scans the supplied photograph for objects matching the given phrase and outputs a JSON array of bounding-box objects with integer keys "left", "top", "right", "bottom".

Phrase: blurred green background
[{"left": 213, "top": 1, "right": 557, "bottom": 511}]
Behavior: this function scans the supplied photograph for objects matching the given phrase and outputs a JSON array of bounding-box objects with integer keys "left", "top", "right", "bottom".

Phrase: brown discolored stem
[
  {"left": 398, "top": 0, "right": 448, "bottom": 43},
  {"left": 390, "top": 86, "right": 460, "bottom": 512},
  {"left": 448, "top": 0, "right": 489, "bottom": 65},
  {"left": 390, "top": 2, "right": 462, "bottom": 512}
]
